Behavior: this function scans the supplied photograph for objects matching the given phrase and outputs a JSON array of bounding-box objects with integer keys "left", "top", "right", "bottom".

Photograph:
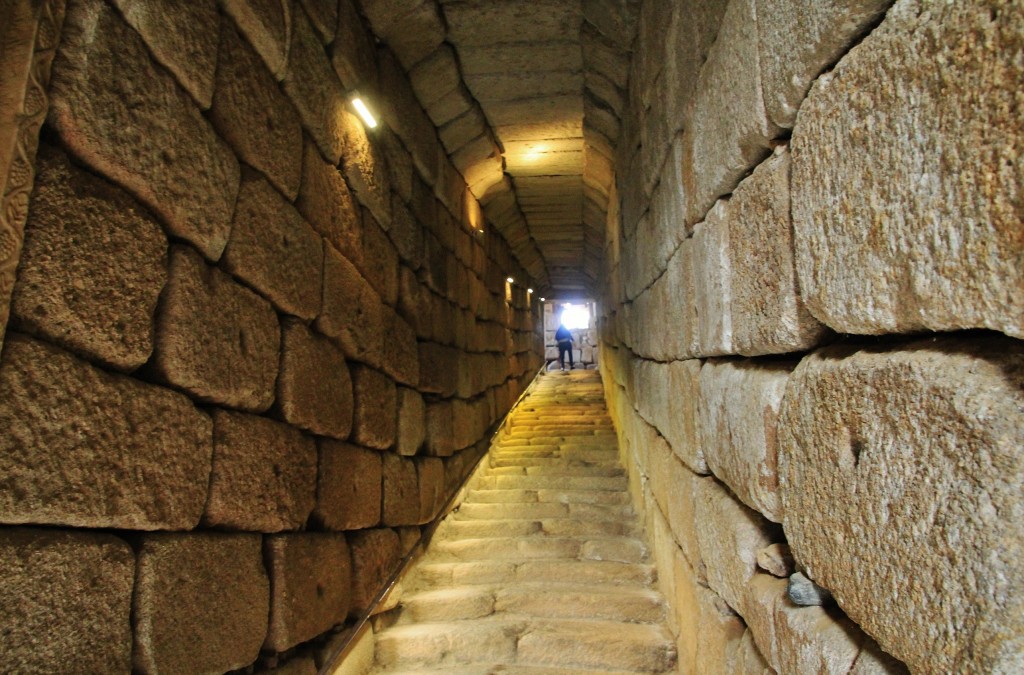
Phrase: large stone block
[
  {"left": 699, "top": 358, "right": 793, "bottom": 523},
  {"left": 348, "top": 528, "right": 402, "bottom": 616},
  {"left": 204, "top": 409, "right": 317, "bottom": 532},
  {"left": 351, "top": 364, "right": 398, "bottom": 450},
  {"left": 298, "top": 0, "right": 337, "bottom": 43},
  {"left": 695, "top": 584, "right": 746, "bottom": 675},
  {"left": 333, "top": 0, "right": 378, "bottom": 90},
  {"left": 11, "top": 144, "right": 167, "bottom": 372},
  {"left": 791, "top": 1, "right": 1024, "bottom": 339},
  {"left": 424, "top": 399, "right": 456, "bottom": 457},
  {"left": 210, "top": 20, "right": 303, "bottom": 199},
  {"left": 418, "top": 456, "right": 446, "bottom": 522},
  {"left": 0, "top": 333, "right": 212, "bottom": 529},
  {"left": 381, "top": 307, "right": 420, "bottom": 386},
  {"left": 264, "top": 533, "right": 352, "bottom": 651},
  {"left": 691, "top": 202, "right": 733, "bottom": 356},
  {"left": 756, "top": 0, "right": 892, "bottom": 129},
  {"left": 638, "top": 238, "right": 698, "bottom": 360},
  {"left": 109, "top": 0, "right": 220, "bottom": 109},
  {"left": 134, "top": 533, "right": 268, "bottom": 673},
  {"left": 382, "top": 453, "right": 421, "bottom": 526},
  {"left": 48, "top": 0, "right": 240, "bottom": 261},
  {"left": 317, "top": 244, "right": 385, "bottom": 367},
  {"left": 277, "top": 318, "right": 354, "bottom": 440},
  {"left": 778, "top": 336, "right": 1024, "bottom": 673},
  {"left": 389, "top": 194, "right": 425, "bottom": 269},
  {"left": 153, "top": 245, "right": 280, "bottom": 412},
  {"left": 315, "top": 440, "right": 383, "bottom": 530},
  {"left": 0, "top": 528, "right": 134, "bottom": 673},
  {"left": 341, "top": 109, "right": 392, "bottom": 229},
  {"left": 634, "top": 358, "right": 706, "bottom": 474},
  {"left": 220, "top": 0, "right": 291, "bottom": 79},
  {"left": 222, "top": 173, "right": 323, "bottom": 320},
  {"left": 729, "top": 148, "right": 826, "bottom": 356},
  {"left": 359, "top": 215, "right": 400, "bottom": 307},
  {"left": 396, "top": 386, "right": 426, "bottom": 456},
  {"left": 297, "top": 138, "right": 363, "bottom": 266}
]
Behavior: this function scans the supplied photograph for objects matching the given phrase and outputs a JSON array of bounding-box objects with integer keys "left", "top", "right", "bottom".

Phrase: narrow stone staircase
[{"left": 370, "top": 369, "right": 678, "bottom": 674}]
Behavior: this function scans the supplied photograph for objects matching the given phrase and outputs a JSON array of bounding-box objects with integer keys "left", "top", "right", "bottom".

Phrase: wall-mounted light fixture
[
  {"left": 540, "top": 297, "right": 546, "bottom": 302},
  {"left": 506, "top": 277, "right": 514, "bottom": 284},
  {"left": 527, "top": 288, "right": 534, "bottom": 294},
  {"left": 349, "top": 92, "right": 378, "bottom": 129}
]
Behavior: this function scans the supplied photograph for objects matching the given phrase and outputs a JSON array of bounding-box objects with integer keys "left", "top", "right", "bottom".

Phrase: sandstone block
[
  {"left": 220, "top": 0, "right": 290, "bottom": 79},
  {"left": 211, "top": 20, "right": 303, "bottom": 199},
  {"left": 634, "top": 358, "right": 706, "bottom": 474},
  {"left": 264, "top": 533, "right": 351, "bottom": 651},
  {"left": 791, "top": 2, "right": 1024, "bottom": 339},
  {"left": 317, "top": 244, "right": 385, "bottom": 367},
  {"left": 0, "top": 333, "right": 212, "bottom": 529},
  {"left": 222, "top": 173, "right": 323, "bottom": 320},
  {"left": 396, "top": 386, "right": 426, "bottom": 456},
  {"left": 0, "top": 528, "right": 134, "bottom": 673},
  {"left": 757, "top": 543, "right": 795, "bottom": 578},
  {"left": 341, "top": 109, "right": 392, "bottom": 229},
  {"left": 204, "top": 409, "right": 317, "bottom": 532},
  {"left": 351, "top": 364, "right": 398, "bottom": 449},
  {"left": 48, "top": 0, "right": 240, "bottom": 261},
  {"left": 382, "top": 453, "right": 421, "bottom": 526},
  {"left": 778, "top": 336, "right": 1024, "bottom": 672},
  {"left": 695, "top": 584, "right": 746, "bottom": 675},
  {"left": 692, "top": 202, "right": 733, "bottom": 356},
  {"left": 381, "top": 306, "right": 420, "bottom": 386},
  {"left": 418, "top": 455, "right": 446, "bottom": 522},
  {"left": 359, "top": 216, "right": 400, "bottom": 307},
  {"left": 315, "top": 440, "right": 382, "bottom": 530},
  {"left": 424, "top": 400, "right": 456, "bottom": 457},
  {"left": 110, "top": 0, "right": 220, "bottom": 108},
  {"left": 699, "top": 358, "right": 793, "bottom": 523},
  {"left": 282, "top": 7, "right": 346, "bottom": 163},
  {"left": 297, "top": 138, "right": 363, "bottom": 266},
  {"left": 153, "top": 245, "right": 280, "bottom": 412},
  {"left": 383, "top": 1, "right": 445, "bottom": 70},
  {"left": 639, "top": 238, "right": 698, "bottom": 360},
  {"left": 729, "top": 148, "right": 826, "bottom": 356},
  {"left": 298, "top": 0, "right": 337, "bottom": 43},
  {"left": 389, "top": 193, "right": 425, "bottom": 268},
  {"left": 277, "top": 318, "right": 353, "bottom": 440},
  {"left": 134, "top": 533, "right": 268, "bottom": 673},
  {"left": 333, "top": 0, "right": 378, "bottom": 90},
  {"left": 11, "top": 144, "right": 167, "bottom": 372},
  {"left": 348, "top": 528, "right": 402, "bottom": 615},
  {"left": 419, "top": 341, "right": 460, "bottom": 396}
]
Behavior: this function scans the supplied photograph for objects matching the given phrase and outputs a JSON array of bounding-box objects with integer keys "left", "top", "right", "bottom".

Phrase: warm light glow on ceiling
[{"left": 351, "top": 97, "right": 378, "bottom": 129}]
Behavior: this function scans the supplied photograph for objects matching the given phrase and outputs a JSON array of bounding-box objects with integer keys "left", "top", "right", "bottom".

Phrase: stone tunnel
[{"left": 0, "top": 0, "right": 1021, "bottom": 673}]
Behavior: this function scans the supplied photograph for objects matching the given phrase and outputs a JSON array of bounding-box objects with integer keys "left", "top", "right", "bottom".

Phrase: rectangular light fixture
[{"left": 350, "top": 96, "right": 378, "bottom": 129}]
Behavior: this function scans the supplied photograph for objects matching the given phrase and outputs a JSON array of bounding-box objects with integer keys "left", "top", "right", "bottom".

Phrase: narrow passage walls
[{"left": 600, "top": 1, "right": 1024, "bottom": 673}]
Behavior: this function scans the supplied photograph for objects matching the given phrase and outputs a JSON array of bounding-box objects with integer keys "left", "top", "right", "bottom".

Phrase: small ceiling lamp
[
  {"left": 349, "top": 93, "right": 378, "bottom": 129},
  {"left": 540, "top": 297, "right": 546, "bottom": 302}
]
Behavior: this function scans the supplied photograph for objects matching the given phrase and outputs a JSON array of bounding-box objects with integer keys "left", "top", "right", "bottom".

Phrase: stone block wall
[
  {"left": 600, "top": 1, "right": 1024, "bottom": 673},
  {"left": 0, "top": 0, "right": 542, "bottom": 671}
]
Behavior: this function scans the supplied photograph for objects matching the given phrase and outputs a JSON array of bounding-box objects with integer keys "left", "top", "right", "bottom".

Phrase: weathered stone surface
[
  {"left": 264, "top": 533, "right": 352, "bottom": 651},
  {"left": 153, "top": 245, "right": 280, "bottom": 412},
  {"left": 0, "top": 333, "right": 211, "bottom": 529},
  {"left": 699, "top": 358, "right": 793, "bottom": 523},
  {"left": 425, "top": 399, "right": 456, "bottom": 457},
  {"left": 634, "top": 358, "right": 706, "bottom": 474},
  {"left": 110, "top": 0, "right": 220, "bottom": 108},
  {"left": 11, "top": 144, "right": 166, "bottom": 371},
  {"left": 791, "top": 1, "right": 1024, "bottom": 339},
  {"left": 204, "top": 409, "right": 317, "bottom": 532},
  {"left": 282, "top": 7, "right": 346, "bottom": 163},
  {"left": 633, "top": 237, "right": 697, "bottom": 360},
  {"left": 341, "top": 109, "right": 392, "bottom": 229},
  {"left": 211, "top": 20, "right": 303, "bottom": 199},
  {"left": 778, "top": 336, "right": 1024, "bottom": 673},
  {"left": 418, "top": 455, "right": 446, "bottom": 522},
  {"left": 851, "top": 638, "right": 909, "bottom": 674},
  {"left": 348, "top": 528, "right": 402, "bottom": 615},
  {"left": 381, "top": 306, "right": 420, "bottom": 386},
  {"left": 134, "top": 533, "right": 268, "bottom": 673},
  {"left": 757, "top": 543, "right": 795, "bottom": 578},
  {"left": 277, "top": 318, "right": 353, "bottom": 440},
  {"left": 397, "top": 386, "right": 426, "bottom": 456},
  {"left": 691, "top": 201, "right": 732, "bottom": 356},
  {"left": 333, "top": 0, "right": 378, "bottom": 90},
  {"left": 389, "top": 194, "right": 425, "bottom": 268},
  {"left": 222, "top": 173, "right": 323, "bottom": 320},
  {"left": 317, "top": 244, "right": 385, "bottom": 365},
  {"left": 695, "top": 584, "right": 746, "bottom": 674},
  {"left": 756, "top": 0, "right": 892, "bottom": 129},
  {"left": 0, "top": 528, "right": 134, "bottom": 673},
  {"left": 315, "top": 440, "right": 383, "bottom": 530},
  {"left": 220, "top": 0, "right": 291, "bottom": 79},
  {"left": 729, "top": 148, "right": 826, "bottom": 356},
  {"left": 382, "top": 453, "right": 421, "bottom": 526},
  {"left": 298, "top": 0, "right": 337, "bottom": 43},
  {"left": 297, "top": 138, "right": 363, "bottom": 266},
  {"left": 351, "top": 364, "right": 398, "bottom": 450},
  {"left": 360, "top": 215, "right": 400, "bottom": 306},
  {"left": 788, "top": 571, "right": 833, "bottom": 606},
  {"left": 48, "top": 0, "right": 240, "bottom": 261},
  {"left": 384, "top": 1, "right": 445, "bottom": 69}
]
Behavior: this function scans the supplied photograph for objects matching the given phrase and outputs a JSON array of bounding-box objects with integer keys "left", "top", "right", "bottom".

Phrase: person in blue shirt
[{"left": 555, "top": 322, "right": 574, "bottom": 371}]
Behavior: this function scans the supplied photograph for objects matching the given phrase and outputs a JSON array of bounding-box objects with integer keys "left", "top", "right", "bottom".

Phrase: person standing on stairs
[{"left": 555, "top": 321, "right": 574, "bottom": 371}]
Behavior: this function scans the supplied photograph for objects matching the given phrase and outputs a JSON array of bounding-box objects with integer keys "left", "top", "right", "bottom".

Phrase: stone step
[
  {"left": 472, "top": 474, "right": 628, "bottom": 491},
  {"left": 453, "top": 502, "right": 632, "bottom": 522},
  {"left": 439, "top": 517, "right": 634, "bottom": 539},
  {"left": 412, "top": 559, "right": 657, "bottom": 588},
  {"left": 476, "top": 464, "right": 626, "bottom": 478},
  {"left": 489, "top": 456, "right": 620, "bottom": 469},
  {"left": 429, "top": 536, "right": 648, "bottom": 564},
  {"left": 466, "top": 488, "right": 630, "bottom": 505},
  {"left": 375, "top": 665, "right": 651, "bottom": 675}
]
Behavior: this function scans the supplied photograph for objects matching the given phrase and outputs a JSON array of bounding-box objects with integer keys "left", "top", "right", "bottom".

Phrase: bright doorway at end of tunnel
[{"left": 543, "top": 300, "right": 599, "bottom": 371}]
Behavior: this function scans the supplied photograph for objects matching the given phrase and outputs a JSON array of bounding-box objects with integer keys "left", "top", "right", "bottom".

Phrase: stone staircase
[{"left": 369, "top": 369, "right": 678, "bottom": 674}]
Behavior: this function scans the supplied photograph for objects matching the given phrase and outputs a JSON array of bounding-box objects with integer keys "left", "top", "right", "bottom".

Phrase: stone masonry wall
[
  {"left": 600, "top": 1, "right": 1023, "bottom": 673},
  {"left": 0, "top": 0, "right": 543, "bottom": 672}
]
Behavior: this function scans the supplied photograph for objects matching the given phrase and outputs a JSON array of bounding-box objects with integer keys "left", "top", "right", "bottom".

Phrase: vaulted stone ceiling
[{"left": 357, "top": 0, "right": 638, "bottom": 297}]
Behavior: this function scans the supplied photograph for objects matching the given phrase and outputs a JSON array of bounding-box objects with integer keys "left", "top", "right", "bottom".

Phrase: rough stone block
[
  {"left": 385, "top": 1, "right": 445, "bottom": 69},
  {"left": 396, "top": 386, "right": 426, "bottom": 456},
  {"left": 637, "top": 238, "right": 698, "bottom": 360},
  {"left": 298, "top": 0, "right": 337, "bottom": 43},
  {"left": 389, "top": 194, "right": 425, "bottom": 269},
  {"left": 11, "top": 144, "right": 167, "bottom": 372},
  {"left": 0, "top": 528, "right": 134, "bottom": 673},
  {"left": 418, "top": 455, "right": 446, "bottom": 522},
  {"left": 791, "top": 1, "right": 1024, "bottom": 339},
  {"left": 634, "top": 358, "right": 706, "bottom": 474},
  {"left": 110, "top": 0, "right": 220, "bottom": 109},
  {"left": 264, "top": 533, "right": 352, "bottom": 651},
  {"left": 48, "top": 0, "right": 239, "bottom": 261},
  {"left": 317, "top": 244, "right": 385, "bottom": 366},
  {"left": 424, "top": 400, "right": 456, "bottom": 457},
  {"left": 695, "top": 584, "right": 746, "bottom": 675},
  {"left": 134, "top": 533, "right": 268, "bottom": 673},
  {"left": 0, "top": 333, "right": 212, "bottom": 529},
  {"left": 220, "top": 0, "right": 290, "bottom": 79},
  {"left": 297, "top": 137, "right": 363, "bottom": 266},
  {"left": 778, "top": 335, "right": 1024, "bottom": 673},
  {"left": 729, "top": 148, "right": 826, "bottom": 356},
  {"left": 699, "top": 358, "right": 793, "bottom": 523},
  {"left": 381, "top": 307, "right": 420, "bottom": 386},
  {"left": 315, "top": 440, "right": 383, "bottom": 530},
  {"left": 351, "top": 364, "right": 398, "bottom": 450},
  {"left": 382, "top": 453, "right": 421, "bottom": 526},
  {"left": 204, "top": 409, "right": 317, "bottom": 532},
  {"left": 210, "top": 20, "right": 303, "bottom": 199},
  {"left": 153, "top": 245, "right": 280, "bottom": 412},
  {"left": 282, "top": 7, "right": 346, "bottom": 163},
  {"left": 333, "top": 0, "right": 378, "bottom": 90},
  {"left": 348, "top": 528, "right": 402, "bottom": 615},
  {"left": 692, "top": 201, "right": 733, "bottom": 357},
  {"left": 341, "top": 110, "right": 393, "bottom": 229},
  {"left": 359, "top": 216, "right": 400, "bottom": 307},
  {"left": 222, "top": 173, "right": 323, "bottom": 320},
  {"left": 277, "top": 318, "right": 354, "bottom": 440}
]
